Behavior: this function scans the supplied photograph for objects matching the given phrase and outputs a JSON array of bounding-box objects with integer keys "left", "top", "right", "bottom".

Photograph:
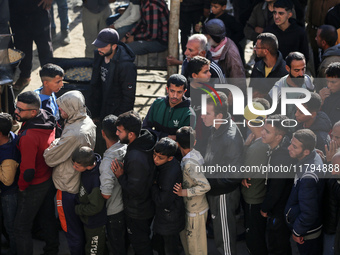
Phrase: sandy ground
[{"left": 14, "top": 0, "right": 167, "bottom": 120}]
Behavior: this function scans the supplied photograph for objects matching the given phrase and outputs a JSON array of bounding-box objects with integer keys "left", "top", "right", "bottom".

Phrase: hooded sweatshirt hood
[
  {"left": 127, "top": 129, "right": 157, "bottom": 153},
  {"left": 57, "top": 90, "right": 87, "bottom": 124},
  {"left": 114, "top": 42, "right": 135, "bottom": 63},
  {"left": 20, "top": 109, "right": 56, "bottom": 132},
  {"left": 323, "top": 44, "right": 340, "bottom": 58}
]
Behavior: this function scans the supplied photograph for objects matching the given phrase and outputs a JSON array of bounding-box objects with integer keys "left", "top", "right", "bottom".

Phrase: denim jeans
[
  {"left": 2, "top": 189, "right": 18, "bottom": 255},
  {"left": 14, "top": 178, "right": 59, "bottom": 255},
  {"left": 126, "top": 40, "right": 167, "bottom": 55},
  {"left": 51, "top": 0, "right": 69, "bottom": 31}
]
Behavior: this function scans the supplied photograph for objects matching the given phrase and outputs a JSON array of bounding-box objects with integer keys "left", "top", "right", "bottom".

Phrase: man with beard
[
  {"left": 142, "top": 74, "right": 194, "bottom": 141},
  {"left": 14, "top": 91, "right": 59, "bottom": 255},
  {"left": 285, "top": 129, "right": 325, "bottom": 255},
  {"left": 268, "top": 52, "right": 314, "bottom": 119},
  {"left": 89, "top": 28, "right": 137, "bottom": 156},
  {"left": 250, "top": 32, "right": 288, "bottom": 98},
  {"left": 111, "top": 111, "right": 157, "bottom": 255}
]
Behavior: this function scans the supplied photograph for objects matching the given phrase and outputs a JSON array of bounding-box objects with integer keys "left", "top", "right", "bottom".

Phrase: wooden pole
[{"left": 167, "top": 0, "right": 180, "bottom": 77}]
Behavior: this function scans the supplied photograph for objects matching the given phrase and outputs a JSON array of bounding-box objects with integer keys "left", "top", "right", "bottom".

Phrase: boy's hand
[
  {"left": 111, "top": 159, "right": 124, "bottom": 178},
  {"left": 101, "top": 194, "right": 111, "bottom": 199},
  {"left": 173, "top": 183, "right": 187, "bottom": 197},
  {"left": 319, "top": 87, "right": 331, "bottom": 105},
  {"left": 241, "top": 178, "right": 251, "bottom": 188}
]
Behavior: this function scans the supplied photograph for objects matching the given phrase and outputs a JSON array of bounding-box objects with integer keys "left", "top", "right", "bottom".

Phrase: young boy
[
  {"left": 320, "top": 62, "right": 340, "bottom": 126},
  {"left": 0, "top": 113, "right": 20, "bottom": 255},
  {"left": 152, "top": 137, "right": 185, "bottom": 255},
  {"left": 72, "top": 146, "right": 107, "bottom": 255},
  {"left": 173, "top": 126, "right": 211, "bottom": 255},
  {"left": 195, "top": 0, "right": 244, "bottom": 58},
  {"left": 99, "top": 115, "right": 127, "bottom": 254},
  {"left": 34, "top": 63, "right": 64, "bottom": 119}
]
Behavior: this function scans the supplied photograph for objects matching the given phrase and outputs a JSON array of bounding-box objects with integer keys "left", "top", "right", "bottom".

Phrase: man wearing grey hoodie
[{"left": 44, "top": 90, "right": 96, "bottom": 255}]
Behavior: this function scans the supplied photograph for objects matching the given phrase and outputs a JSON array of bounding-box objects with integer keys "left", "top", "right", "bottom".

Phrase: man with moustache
[
  {"left": 268, "top": 52, "right": 314, "bottom": 119},
  {"left": 89, "top": 28, "right": 137, "bottom": 155},
  {"left": 142, "top": 74, "right": 194, "bottom": 141},
  {"left": 14, "top": 91, "right": 59, "bottom": 255}
]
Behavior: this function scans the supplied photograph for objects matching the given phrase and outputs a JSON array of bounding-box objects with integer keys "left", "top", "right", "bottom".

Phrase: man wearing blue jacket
[{"left": 285, "top": 129, "right": 325, "bottom": 255}]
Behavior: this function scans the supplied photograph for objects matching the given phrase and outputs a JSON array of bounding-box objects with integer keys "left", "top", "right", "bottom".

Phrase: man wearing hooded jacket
[
  {"left": 44, "top": 90, "right": 96, "bottom": 255},
  {"left": 14, "top": 91, "right": 59, "bottom": 255},
  {"left": 112, "top": 111, "right": 157, "bottom": 255},
  {"left": 89, "top": 28, "right": 137, "bottom": 155}
]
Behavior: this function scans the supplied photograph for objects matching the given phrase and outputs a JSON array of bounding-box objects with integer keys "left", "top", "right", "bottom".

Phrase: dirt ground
[{"left": 15, "top": 0, "right": 167, "bottom": 120}]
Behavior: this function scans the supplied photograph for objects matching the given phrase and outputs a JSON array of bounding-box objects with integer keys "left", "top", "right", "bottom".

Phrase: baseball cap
[
  {"left": 244, "top": 102, "right": 266, "bottom": 123},
  {"left": 204, "top": 19, "right": 226, "bottom": 39},
  {"left": 92, "top": 28, "right": 119, "bottom": 48}
]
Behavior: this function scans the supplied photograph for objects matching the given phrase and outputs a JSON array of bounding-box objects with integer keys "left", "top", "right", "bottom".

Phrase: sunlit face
[
  {"left": 116, "top": 125, "right": 130, "bottom": 144},
  {"left": 326, "top": 76, "right": 340, "bottom": 93},
  {"left": 211, "top": 3, "right": 225, "bottom": 16},
  {"left": 43, "top": 75, "right": 64, "bottom": 94},
  {"left": 273, "top": 7, "right": 292, "bottom": 28},
  {"left": 14, "top": 101, "right": 38, "bottom": 122},
  {"left": 98, "top": 44, "right": 116, "bottom": 57},
  {"left": 193, "top": 64, "right": 211, "bottom": 82},
  {"left": 315, "top": 29, "right": 323, "bottom": 48},
  {"left": 254, "top": 40, "right": 267, "bottom": 59},
  {"left": 166, "top": 84, "right": 186, "bottom": 107},
  {"left": 261, "top": 123, "right": 280, "bottom": 148},
  {"left": 153, "top": 151, "right": 172, "bottom": 166},
  {"left": 184, "top": 40, "right": 204, "bottom": 60},
  {"left": 295, "top": 107, "right": 313, "bottom": 123},
  {"left": 288, "top": 136, "right": 307, "bottom": 160},
  {"left": 201, "top": 103, "right": 216, "bottom": 127},
  {"left": 59, "top": 107, "right": 69, "bottom": 120},
  {"left": 287, "top": 60, "right": 306, "bottom": 86},
  {"left": 331, "top": 125, "right": 340, "bottom": 145}
]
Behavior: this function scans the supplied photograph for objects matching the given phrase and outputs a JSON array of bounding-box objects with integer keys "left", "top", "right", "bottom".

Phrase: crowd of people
[{"left": 1, "top": 0, "right": 340, "bottom": 255}]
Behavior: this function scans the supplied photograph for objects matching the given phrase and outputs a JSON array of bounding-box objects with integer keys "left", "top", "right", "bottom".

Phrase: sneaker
[
  {"left": 60, "top": 30, "right": 70, "bottom": 45},
  {"left": 13, "top": 77, "right": 31, "bottom": 91}
]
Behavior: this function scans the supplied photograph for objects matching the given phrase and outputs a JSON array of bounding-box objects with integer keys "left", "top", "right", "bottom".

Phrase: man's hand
[
  {"left": 38, "top": 0, "right": 53, "bottom": 10},
  {"left": 241, "top": 178, "right": 251, "bottom": 188},
  {"left": 292, "top": 234, "right": 304, "bottom": 244},
  {"left": 166, "top": 56, "right": 182, "bottom": 66},
  {"left": 326, "top": 140, "right": 339, "bottom": 163},
  {"left": 260, "top": 210, "right": 268, "bottom": 218},
  {"left": 111, "top": 159, "right": 124, "bottom": 178},
  {"left": 255, "top": 27, "right": 264, "bottom": 34},
  {"left": 173, "top": 183, "right": 187, "bottom": 197},
  {"left": 244, "top": 133, "right": 255, "bottom": 146},
  {"left": 319, "top": 87, "right": 331, "bottom": 105},
  {"left": 125, "top": 33, "right": 134, "bottom": 43}
]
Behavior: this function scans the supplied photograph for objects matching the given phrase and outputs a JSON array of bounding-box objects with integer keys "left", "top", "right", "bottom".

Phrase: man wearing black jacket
[
  {"left": 261, "top": 114, "right": 297, "bottom": 254},
  {"left": 112, "top": 111, "right": 157, "bottom": 255},
  {"left": 89, "top": 28, "right": 137, "bottom": 155},
  {"left": 202, "top": 91, "right": 243, "bottom": 255}
]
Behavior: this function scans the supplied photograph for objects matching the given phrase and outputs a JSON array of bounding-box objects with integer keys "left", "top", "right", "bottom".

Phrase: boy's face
[
  {"left": 153, "top": 151, "right": 172, "bottom": 166},
  {"left": 211, "top": 3, "right": 226, "bottom": 16},
  {"left": 167, "top": 83, "right": 186, "bottom": 107},
  {"left": 295, "top": 106, "right": 314, "bottom": 123},
  {"left": 326, "top": 76, "right": 340, "bottom": 93},
  {"left": 73, "top": 162, "right": 90, "bottom": 172},
  {"left": 193, "top": 64, "right": 211, "bottom": 82},
  {"left": 288, "top": 137, "right": 308, "bottom": 160},
  {"left": 273, "top": 7, "right": 292, "bottom": 28},
  {"left": 43, "top": 75, "right": 64, "bottom": 93}
]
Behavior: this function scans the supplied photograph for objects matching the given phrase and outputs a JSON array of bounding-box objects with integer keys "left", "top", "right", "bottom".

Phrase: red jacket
[{"left": 17, "top": 110, "right": 56, "bottom": 190}]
